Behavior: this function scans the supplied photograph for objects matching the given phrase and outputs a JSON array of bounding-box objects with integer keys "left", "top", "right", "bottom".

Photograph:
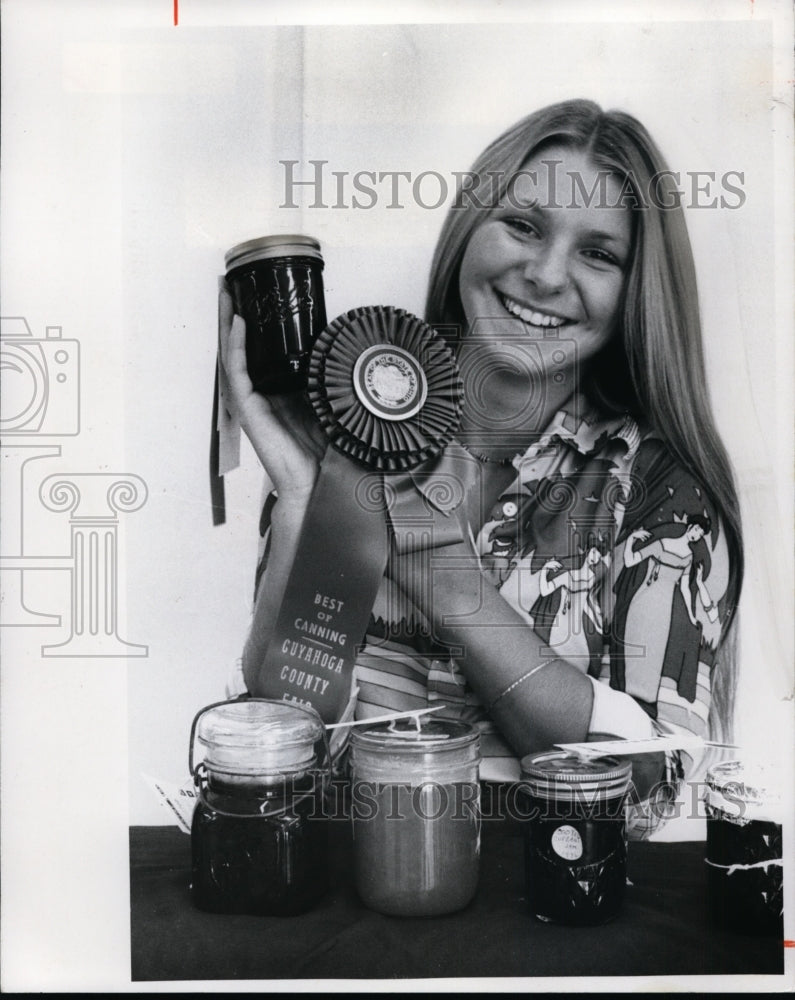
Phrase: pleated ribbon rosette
[{"left": 254, "top": 306, "right": 464, "bottom": 723}]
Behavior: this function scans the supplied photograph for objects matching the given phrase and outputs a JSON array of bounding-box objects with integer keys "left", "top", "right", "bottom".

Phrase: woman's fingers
[
  {"left": 219, "top": 290, "right": 257, "bottom": 416},
  {"left": 268, "top": 392, "right": 327, "bottom": 457},
  {"left": 218, "top": 287, "right": 236, "bottom": 371},
  {"left": 219, "top": 284, "right": 234, "bottom": 335},
  {"left": 215, "top": 286, "right": 323, "bottom": 495},
  {"left": 226, "top": 315, "right": 253, "bottom": 393}
]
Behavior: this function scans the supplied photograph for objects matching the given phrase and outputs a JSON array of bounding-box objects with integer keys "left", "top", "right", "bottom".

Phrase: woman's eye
[
  {"left": 504, "top": 217, "right": 539, "bottom": 238},
  {"left": 583, "top": 247, "right": 623, "bottom": 268}
]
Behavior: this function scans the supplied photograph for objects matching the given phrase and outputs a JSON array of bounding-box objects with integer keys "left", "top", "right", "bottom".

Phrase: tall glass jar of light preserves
[{"left": 350, "top": 717, "right": 481, "bottom": 917}]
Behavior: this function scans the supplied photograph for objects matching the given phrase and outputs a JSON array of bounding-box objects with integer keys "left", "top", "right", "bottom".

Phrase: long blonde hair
[{"left": 425, "top": 99, "right": 743, "bottom": 739}]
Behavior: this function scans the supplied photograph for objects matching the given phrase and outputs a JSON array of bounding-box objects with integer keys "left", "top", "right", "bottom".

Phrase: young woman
[{"left": 220, "top": 99, "right": 743, "bottom": 837}]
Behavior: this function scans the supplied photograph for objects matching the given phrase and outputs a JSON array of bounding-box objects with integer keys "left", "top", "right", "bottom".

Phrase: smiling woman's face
[{"left": 458, "top": 144, "right": 633, "bottom": 373}]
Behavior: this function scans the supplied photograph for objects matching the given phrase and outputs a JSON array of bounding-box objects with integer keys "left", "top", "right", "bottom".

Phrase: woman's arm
[
  {"left": 388, "top": 539, "right": 594, "bottom": 751},
  {"left": 538, "top": 559, "right": 565, "bottom": 596},
  {"left": 242, "top": 498, "right": 308, "bottom": 694},
  {"left": 679, "top": 571, "right": 700, "bottom": 626},
  {"left": 623, "top": 528, "right": 653, "bottom": 566},
  {"left": 695, "top": 563, "right": 719, "bottom": 622},
  {"left": 387, "top": 539, "right": 666, "bottom": 798}
]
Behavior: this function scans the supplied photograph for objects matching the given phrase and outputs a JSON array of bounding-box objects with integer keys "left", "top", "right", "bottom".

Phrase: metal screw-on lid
[
  {"left": 224, "top": 234, "right": 323, "bottom": 271},
  {"left": 193, "top": 699, "right": 324, "bottom": 782},
  {"left": 520, "top": 749, "right": 632, "bottom": 801}
]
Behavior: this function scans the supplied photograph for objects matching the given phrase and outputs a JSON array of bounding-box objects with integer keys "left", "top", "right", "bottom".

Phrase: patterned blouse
[{"left": 251, "top": 394, "right": 733, "bottom": 838}]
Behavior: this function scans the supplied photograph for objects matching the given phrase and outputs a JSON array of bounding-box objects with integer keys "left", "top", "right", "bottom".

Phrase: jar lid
[
  {"left": 350, "top": 717, "right": 479, "bottom": 755},
  {"left": 520, "top": 749, "right": 632, "bottom": 800},
  {"left": 225, "top": 234, "right": 323, "bottom": 271},
  {"left": 705, "top": 759, "right": 784, "bottom": 824},
  {"left": 195, "top": 700, "right": 324, "bottom": 779}
]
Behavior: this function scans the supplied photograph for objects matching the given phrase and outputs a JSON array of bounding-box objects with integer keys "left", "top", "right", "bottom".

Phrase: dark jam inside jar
[
  {"left": 705, "top": 809, "right": 783, "bottom": 935},
  {"left": 226, "top": 251, "right": 327, "bottom": 395},
  {"left": 190, "top": 774, "right": 328, "bottom": 916},
  {"left": 519, "top": 789, "right": 627, "bottom": 926}
]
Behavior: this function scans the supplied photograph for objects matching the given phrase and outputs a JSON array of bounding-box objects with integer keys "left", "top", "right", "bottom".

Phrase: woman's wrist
[
  {"left": 415, "top": 552, "right": 594, "bottom": 752},
  {"left": 271, "top": 489, "right": 313, "bottom": 532},
  {"left": 487, "top": 654, "right": 594, "bottom": 755}
]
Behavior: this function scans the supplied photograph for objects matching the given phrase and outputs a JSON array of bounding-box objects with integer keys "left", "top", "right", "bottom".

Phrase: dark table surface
[{"left": 130, "top": 816, "right": 785, "bottom": 982}]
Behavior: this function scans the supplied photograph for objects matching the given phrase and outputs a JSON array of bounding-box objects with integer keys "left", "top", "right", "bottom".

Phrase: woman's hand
[
  {"left": 219, "top": 286, "right": 326, "bottom": 503},
  {"left": 624, "top": 528, "right": 652, "bottom": 567},
  {"left": 539, "top": 559, "right": 563, "bottom": 595},
  {"left": 694, "top": 563, "right": 719, "bottom": 622}
]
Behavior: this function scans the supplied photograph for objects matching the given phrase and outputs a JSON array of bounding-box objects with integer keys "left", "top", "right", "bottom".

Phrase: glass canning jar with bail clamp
[
  {"left": 519, "top": 749, "right": 633, "bottom": 925},
  {"left": 189, "top": 698, "right": 331, "bottom": 916}
]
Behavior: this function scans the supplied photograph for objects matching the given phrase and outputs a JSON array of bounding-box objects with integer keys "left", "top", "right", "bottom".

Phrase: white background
[{"left": 1, "top": 0, "right": 793, "bottom": 992}]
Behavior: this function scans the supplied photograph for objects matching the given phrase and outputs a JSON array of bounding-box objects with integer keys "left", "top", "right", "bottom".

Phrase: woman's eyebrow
[{"left": 500, "top": 196, "right": 540, "bottom": 212}]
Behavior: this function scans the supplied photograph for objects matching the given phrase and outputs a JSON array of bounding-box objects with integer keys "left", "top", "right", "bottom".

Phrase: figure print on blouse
[
  {"left": 254, "top": 397, "right": 729, "bottom": 736},
  {"left": 472, "top": 406, "right": 727, "bottom": 725},
  {"left": 611, "top": 514, "right": 717, "bottom": 711},
  {"left": 530, "top": 534, "right": 610, "bottom": 678},
  {"left": 479, "top": 494, "right": 529, "bottom": 583},
  {"left": 609, "top": 437, "right": 726, "bottom": 718}
]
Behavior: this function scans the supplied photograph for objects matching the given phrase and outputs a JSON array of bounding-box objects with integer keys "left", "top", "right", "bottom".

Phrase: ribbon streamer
[{"left": 253, "top": 305, "right": 464, "bottom": 722}]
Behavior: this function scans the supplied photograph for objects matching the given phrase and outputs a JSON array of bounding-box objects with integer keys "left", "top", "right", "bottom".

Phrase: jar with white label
[
  {"left": 519, "top": 750, "right": 632, "bottom": 925},
  {"left": 704, "top": 760, "right": 784, "bottom": 935}
]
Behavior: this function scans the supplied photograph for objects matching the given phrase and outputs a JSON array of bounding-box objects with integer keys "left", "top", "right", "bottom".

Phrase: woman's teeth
[{"left": 501, "top": 294, "right": 567, "bottom": 328}]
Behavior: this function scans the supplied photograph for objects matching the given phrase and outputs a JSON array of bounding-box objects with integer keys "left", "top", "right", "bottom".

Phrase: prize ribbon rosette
[{"left": 255, "top": 306, "right": 464, "bottom": 722}]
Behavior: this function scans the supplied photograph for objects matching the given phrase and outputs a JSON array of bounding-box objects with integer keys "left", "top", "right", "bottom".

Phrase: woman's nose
[{"left": 522, "top": 244, "right": 569, "bottom": 295}]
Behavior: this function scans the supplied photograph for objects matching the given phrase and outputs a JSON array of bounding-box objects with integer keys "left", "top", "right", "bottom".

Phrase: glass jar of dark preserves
[
  {"left": 224, "top": 234, "right": 327, "bottom": 394},
  {"left": 519, "top": 750, "right": 632, "bottom": 925},
  {"left": 704, "top": 759, "right": 784, "bottom": 935},
  {"left": 350, "top": 718, "right": 481, "bottom": 917},
  {"left": 189, "top": 698, "right": 330, "bottom": 916}
]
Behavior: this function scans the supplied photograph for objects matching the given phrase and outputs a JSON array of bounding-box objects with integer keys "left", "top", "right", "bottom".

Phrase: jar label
[{"left": 551, "top": 824, "right": 583, "bottom": 861}]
